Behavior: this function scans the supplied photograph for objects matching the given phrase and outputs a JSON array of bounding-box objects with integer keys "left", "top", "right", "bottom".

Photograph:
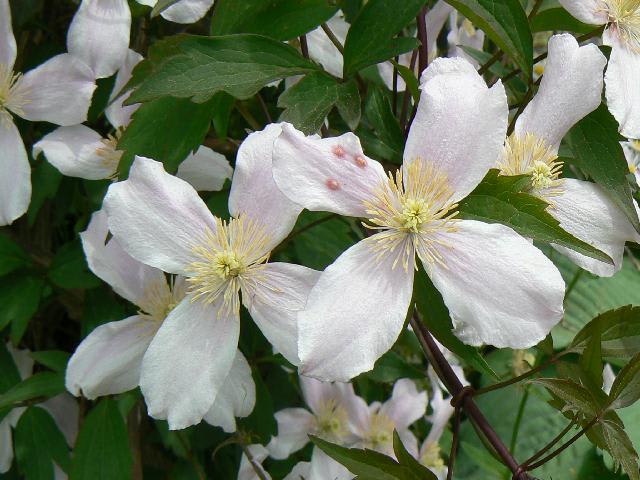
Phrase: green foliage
[
  {"left": 608, "top": 353, "right": 640, "bottom": 410},
  {"left": 530, "top": 7, "right": 595, "bottom": 34},
  {"left": 0, "top": 234, "right": 30, "bottom": 276},
  {"left": 0, "top": 372, "right": 64, "bottom": 410},
  {"left": 364, "top": 87, "right": 404, "bottom": 163},
  {"left": 569, "top": 306, "right": 640, "bottom": 359},
  {"left": 0, "top": 275, "right": 45, "bottom": 341}
]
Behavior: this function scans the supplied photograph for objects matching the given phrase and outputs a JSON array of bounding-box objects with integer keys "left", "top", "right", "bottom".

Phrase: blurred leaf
[
  {"left": 531, "top": 378, "right": 602, "bottom": 418},
  {"left": 458, "top": 170, "right": 612, "bottom": 263},
  {"left": 608, "top": 353, "right": 640, "bottom": 410},
  {"left": 118, "top": 96, "right": 217, "bottom": 176},
  {"left": 393, "top": 431, "right": 438, "bottom": 478},
  {"left": 82, "top": 288, "right": 127, "bottom": 337},
  {"left": 569, "top": 306, "right": 640, "bottom": 359},
  {"left": 565, "top": 104, "right": 640, "bottom": 231},
  {"left": 48, "top": 241, "right": 100, "bottom": 290},
  {"left": 445, "top": 0, "right": 533, "bottom": 78},
  {"left": 26, "top": 160, "right": 62, "bottom": 226},
  {"left": 0, "top": 342, "right": 22, "bottom": 393},
  {"left": 343, "top": 0, "right": 423, "bottom": 76},
  {"left": 393, "top": 63, "right": 419, "bottom": 102},
  {"left": 0, "top": 372, "right": 64, "bottom": 410},
  {"left": 211, "top": 0, "right": 338, "bottom": 40},
  {"left": 363, "top": 351, "right": 423, "bottom": 383},
  {"left": 29, "top": 351, "right": 70, "bottom": 374},
  {"left": 364, "top": 87, "right": 404, "bottom": 163},
  {"left": 580, "top": 320, "right": 603, "bottom": 392},
  {"left": 336, "top": 79, "right": 362, "bottom": 131},
  {"left": 15, "top": 406, "right": 70, "bottom": 480},
  {"left": 70, "top": 398, "right": 132, "bottom": 480},
  {"left": 0, "top": 234, "right": 30, "bottom": 276},
  {"left": 0, "top": 275, "right": 44, "bottom": 341},
  {"left": 127, "top": 34, "right": 318, "bottom": 104},
  {"left": 457, "top": 45, "right": 527, "bottom": 97},
  {"left": 531, "top": 7, "right": 595, "bottom": 34},
  {"left": 210, "top": 92, "right": 235, "bottom": 140}
]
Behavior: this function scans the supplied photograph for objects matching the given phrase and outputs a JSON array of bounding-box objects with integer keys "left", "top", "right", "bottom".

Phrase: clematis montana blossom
[
  {"left": 0, "top": 0, "right": 95, "bottom": 226},
  {"left": 135, "top": 0, "right": 215, "bottom": 24},
  {"left": 272, "top": 57, "right": 565, "bottom": 381},
  {"left": 559, "top": 0, "right": 640, "bottom": 138},
  {"left": 103, "top": 124, "right": 320, "bottom": 429},
  {"left": 497, "top": 33, "right": 640, "bottom": 277},
  {"left": 66, "top": 210, "right": 255, "bottom": 433}
]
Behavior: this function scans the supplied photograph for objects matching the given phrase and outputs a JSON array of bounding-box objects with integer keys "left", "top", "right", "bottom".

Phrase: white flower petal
[
  {"left": 0, "top": 120, "right": 30, "bottom": 226},
  {"left": 67, "top": 0, "right": 131, "bottom": 79},
  {"left": 41, "top": 394, "right": 79, "bottom": 447},
  {"left": 7, "top": 344, "right": 34, "bottom": 380},
  {"left": 515, "top": 34, "right": 606, "bottom": 150},
  {"left": 160, "top": 0, "right": 215, "bottom": 23},
  {"left": 430, "top": 220, "right": 565, "bottom": 348},
  {"left": 298, "top": 236, "right": 414, "bottom": 381},
  {"left": 550, "top": 178, "right": 640, "bottom": 277},
  {"left": 243, "top": 262, "right": 320, "bottom": 366},
  {"left": 307, "top": 13, "right": 348, "bottom": 78},
  {"left": 204, "top": 351, "right": 255, "bottom": 433},
  {"left": 426, "top": 1, "right": 454, "bottom": 59},
  {"left": 405, "top": 57, "right": 508, "bottom": 203},
  {"left": 105, "top": 49, "right": 143, "bottom": 129},
  {"left": 273, "top": 124, "right": 387, "bottom": 218},
  {"left": 0, "top": 419, "right": 13, "bottom": 474},
  {"left": 65, "top": 315, "right": 157, "bottom": 399},
  {"left": 267, "top": 407, "right": 315, "bottom": 459},
  {"left": 299, "top": 375, "right": 359, "bottom": 416},
  {"left": 379, "top": 379, "right": 427, "bottom": 430},
  {"left": 139, "top": 295, "right": 239, "bottom": 430},
  {"left": 447, "top": 11, "right": 485, "bottom": 66},
  {"left": 605, "top": 39, "right": 640, "bottom": 139},
  {"left": 603, "top": 364, "right": 615, "bottom": 395},
  {"left": 104, "top": 156, "right": 217, "bottom": 275},
  {"left": 0, "top": 0, "right": 16, "bottom": 69},
  {"left": 33, "top": 125, "right": 116, "bottom": 180},
  {"left": 557, "top": 0, "right": 608, "bottom": 25},
  {"left": 80, "top": 209, "right": 167, "bottom": 306},
  {"left": 425, "top": 378, "right": 454, "bottom": 445},
  {"left": 176, "top": 146, "right": 233, "bottom": 192},
  {"left": 238, "top": 444, "right": 271, "bottom": 480},
  {"left": 307, "top": 447, "right": 354, "bottom": 480},
  {"left": 283, "top": 462, "right": 311, "bottom": 480},
  {"left": 230, "top": 124, "right": 302, "bottom": 249},
  {"left": 16, "top": 54, "right": 96, "bottom": 126}
]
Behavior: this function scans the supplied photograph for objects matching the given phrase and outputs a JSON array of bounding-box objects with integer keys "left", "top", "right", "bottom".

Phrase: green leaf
[
  {"left": 210, "top": 0, "right": 338, "bottom": 40},
  {"left": 531, "top": 7, "right": 595, "bottom": 34},
  {"left": 70, "top": 398, "right": 132, "bottom": 480},
  {"left": 48, "top": 241, "right": 100, "bottom": 290},
  {"left": 531, "top": 378, "right": 602, "bottom": 418},
  {"left": 445, "top": 0, "right": 533, "bottom": 78},
  {"left": 393, "top": 62, "right": 420, "bottom": 102},
  {"left": 26, "top": 160, "right": 63, "bottom": 226},
  {"left": 565, "top": 103, "right": 640, "bottom": 231},
  {"left": 364, "top": 87, "right": 404, "bottom": 163},
  {"left": 0, "top": 233, "right": 30, "bottom": 276},
  {"left": 569, "top": 306, "right": 640, "bottom": 359},
  {"left": 210, "top": 92, "right": 235, "bottom": 140},
  {"left": 15, "top": 407, "right": 70, "bottom": 479},
  {"left": 363, "top": 351, "right": 423, "bottom": 383},
  {"left": 414, "top": 268, "right": 498, "bottom": 379},
  {"left": 336, "top": 79, "right": 362, "bottom": 131},
  {"left": 0, "top": 275, "right": 44, "bottom": 341},
  {"left": 0, "top": 372, "right": 65, "bottom": 410},
  {"left": 600, "top": 419, "right": 640, "bottom": 480},
  {"left": 458, "top": 170, "right": 612, "bottom": 263},
  {"left": 29, "top": 350, "right": 70, "bottom": 374},
  {"left": 581, "top": 320, "right": 603, "bottom": 392},
  {"left": 609, "top": 353, "right": 640, "bottom": 410},
  {"left": 0, "top": 342, "right": 22, "bottom": 393},
  {"left": 150, "top": 0, "right": 182, "bottom": 17},
  {"left": 127, "top": 34, "right": 318, "bottom": 104},
  {"left": 343, "top": 0, "right": 423, "bottom": 76},
  {"left": 393, "top": 431, "right": 438, "bottom": 479},
  {"left": 117, "top": 96, "right": 218, "bottom": 176}
]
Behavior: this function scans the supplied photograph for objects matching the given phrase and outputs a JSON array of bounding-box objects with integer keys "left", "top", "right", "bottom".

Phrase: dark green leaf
[
  {"left": 364, "top": 87, "right": 404, "bottom": 163},
  {"left": 580, "top": 320, "right": 603, "bottom": 392},
  {"left": 336, "top": 79, "right": 362, "bottom": 131},
  {"left": 363, "top": 351, "right": 423, "bottom": 383},
  {"left": 393, "top": 431, "right": 438, "bottom": 479},
  {"left": 0, "top": 372, "right": 65, "bottom": 410},
  {"left": 48, "top": 241, "right": 100, "bottom": 290},
  {"left": 0, "top": 275, "right": 44, "bottom": 341},
  {"left": 531, "top": 378, "right": 602, "bottom": 418},
  {"left": 29, "top": 351, "right": 70, "bottom": 374},
  {"left": 210, "top": 92, "right": 235, "bottom": 140},
  {"left": 393, "top": 62, "right": 420, "bottom": 102},
  {"left": 445, "top": 0, "right": 533, "bottom": 77},
  {"left": 117, "top": 96, "right": 217, "bottom": 176},
  {"left": 565, "top": 104, "right": 640, "bottom": 231},
  {"left": 15, "top": 407, "right": 70, "bottom": 479},
  {"left": 0, "top": 234, "right": 30, "bottom": 276},
  {"left": 458, "top": 170, "right": 612, "bottom": 263},
  {"left": 609, "top": 353, "right": 640, "bottom": 410},
  {"left": 211, "top": 0, "right": 338, "bottom": 40},
  {"left": 569, "top": 306, "right": 640, "bottom": 359},
  {"left": 70, "top": 398, "right": 132, "bottom": 480},
  {"left": 127, "top": 34, "right": 318, "bottom": 104},
  {"left": 343, "top": 0, "right": 424, "bottom": 76},
  {"left": 531, "top": 7, "right": 595, "bottom": 34},
  {"left": 0, "top": 342, "right": 22, "bottom": 393},
  {"left": 26, "top": 160, "right": 62, "bottom": 226},
  {"left": 601, "top": 419, "right": 640, "bottom": 480}
]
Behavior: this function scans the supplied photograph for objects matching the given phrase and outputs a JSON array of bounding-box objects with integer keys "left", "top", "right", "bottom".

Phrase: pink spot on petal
[
  {"left": 332, "top": 145, "right": 346, "bottom": 158},
  {"left": 354, "top": 155, "right": 367, "bottom": 168},
  {"left": 326, "top": 179, "right": 340, "bottom": 190}
]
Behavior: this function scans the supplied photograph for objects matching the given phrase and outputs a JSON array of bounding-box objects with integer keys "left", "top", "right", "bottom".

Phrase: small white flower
[
  {"left": 272, "top": 56, "right": 565, "bottom": 381},
  {"left": 559, "top": 0, "right": 640, "bottom": 138},
  {"left": 498, "top": 33, "right": 640, "bottom": 277},
  {"left": 135, "top": 0, "right": 215, "bottom": 24},
  {"left": 0, "top": 0, "right": 96, "bottom": 226},
  {"left": 103, "top": 124, "right": 320, "bottom": 429}
]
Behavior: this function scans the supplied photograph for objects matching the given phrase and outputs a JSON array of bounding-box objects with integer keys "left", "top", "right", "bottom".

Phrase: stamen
[
  {"left": 363, "top": 411, "right": 395, "bottom": 451},
  {"left": 313, "top": 398, "right": 350, "bottom": 442},
  {"left": 420, "top": 441, "right": 445, "bottom": 470},
  {"left": 95, "top": 131, "right": 124, "bottom": 177},
  {"left": 137, "top": 276, "right": 187, "bottom": 323},
  {"left": 603, "top": 0, "right": 640, "bottom": 51},
  {"left": 0, "top": 64, "right": 29, "bottom": 126}
]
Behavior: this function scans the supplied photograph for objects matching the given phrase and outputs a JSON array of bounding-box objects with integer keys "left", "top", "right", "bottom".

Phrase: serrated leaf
[
  {"left": 532, "top": 378, "right": 602, "bottom": 418},
  {"left": 608, "top": 353, "right": 640, "bottom": 410},
  {"left": 565, "top": 104, "right": 640, "bottom": 231},
  {"left": 343, "top": 0, "right": 424, "bottom": 76},
  {"left": 393, "top": 431, "right": 438, "bottom": 479},
  {"left": 569, "top": 306, "right": 640, "bottom": 359},
  {"left": 29, "top": 351, "right": 70, "bottom": 374},
  {"left": 530, "top": 7, "right": 595, "bottom": 34},
  {"left": 445, "top": 0, "right": 533, "bottom": 78},
  {"left": 127, "top": 34, "right": 318, "bottom": 104},
  {"left": 601, "top": 418, "right": 640, "bottom": 480},
  {"left": 0, "top": 372, "right": 64, "bottom": 410},
  {"left": 458, "top": 170, "right": 612, "bottom": 263},
  {"left": 0, "top": 233, "right": 30, "bottom": 276},
  {"left": 210, "top": 0, "right": 338, "bottom": 40},
  {"left": 70, "top": 398, "right": 132, "bottom": 480}
]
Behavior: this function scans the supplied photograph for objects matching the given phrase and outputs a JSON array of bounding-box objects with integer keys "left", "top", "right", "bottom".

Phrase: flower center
[
  {"left": 187, "top": 216, "right": 271, "bottom": 316},
  {"left": 604, "top": 0, "right": 640, "bottom": 51},
  {"left": 313, "top": 398, "right": 349, "bottom": 442},
  {"left": 364, "top": 412, "right": 395, "bottom": 451},
  {"left": 96, "top": 132, "right": 124, "bottom": 177},
  {"left": 363, "top": 158, "right": 459, "bottom": 271},
  {"left": 0, "top": 64, "right": 27, "bottom": 126},
  {"left": 420, "top": 441, "right": 445, "bottom": 470},
  {"left": 138, "top": 276, "right": 187, "bottom": 323},
  {"left": 499, "top": 133, "right": 564, "bottom": 197},
  {"left": 461, "top": 18, "right": 476, "bottom": 37}
]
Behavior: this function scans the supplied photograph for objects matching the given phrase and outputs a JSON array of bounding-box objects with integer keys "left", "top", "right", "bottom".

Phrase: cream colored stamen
[
  {"left": 313, "top": 398, "right": 350, "bottom": 442},
  {"left": 420, "top": 441, "right": 445, "bottom": 470},
  {"left": 137, "top": 276, "right": 187, "bottom": 323},
  {"left": 363, "top": 412, "right": 395, "bottom": 451},
  {"left": 95, "top": 131, "right": 124, "bottom": 176},
  {"left": 603, "top": 0, "right": 640, "bottom": 51},
  {"left": 0, "top": 64, "right": 28, "bottom": 126}
]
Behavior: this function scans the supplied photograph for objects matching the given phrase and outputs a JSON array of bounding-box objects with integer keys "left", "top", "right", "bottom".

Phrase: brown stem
[
  {"left": 321, "top": 23, "right": 344, "bottom": 54},
  {"left": 416, "top": 6, "right": 429, "bottom": 76},
  {"left": 446, "top": 406, "right": 462, "bottom": 480},
  {"left": 241, "top": 444, "right": 269, "bottom": 480},
  {"left": 299, "top": 35, "right": 309, "bottom": 58},
  {"left": 256, "top": 92, "right": 272, "bottom": 123},
  {"left": 507, "top": 75, "right": 542, "bottom": 135},
  {"left": 478, "top": 50, "right": 502, "bottom": 75},
  {"left": 400, "top": 49, "right": 418, "bottom": 131}
]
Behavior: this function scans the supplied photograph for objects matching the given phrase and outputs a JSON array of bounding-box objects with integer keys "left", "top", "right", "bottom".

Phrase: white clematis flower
[
  {"left": 622, "top": 138, "right": 640, "bottom": 185},
  {"left": 272, "top": 57, "right": 565, "bottom": 381},
  {"left": 67, "top": 0, "right": 132, "bottom": 79},
  {"left": 498, "top": 33, "right": 640, "bottom": 277},
  {"left": 0, "top": 0, "right": 96, "bottom": 226},
  {"left": 135, "top": 0, "right": 215, "bottom": 24},
  {"left": 237, "top": 444, "right": 271, "bottom": 480},
  {"left": 559, "top": 0, "right": 640, "bottom": 138},
  {"left": 268, "top": 375, "right": 358, "bottom": 480},
  {"left": 103, "top": 124, "right": 320, "bottom": 429}
]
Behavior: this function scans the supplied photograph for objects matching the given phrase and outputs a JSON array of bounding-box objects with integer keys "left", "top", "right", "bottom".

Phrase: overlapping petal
[
  {"left": 105, "top": 49, "right": 143, "bottom": 129},
  {"left": 267, "top": 408, "right": 315, "bottom": 459},
  {"left": 379, "top": 378, "right": 427, "bottom": 431},
  {"left": 557, "top": 0, "right": 608, "bottom": 25},
  {"left": 0, "top": 120, "right": 30, "bottom": 226},
  {"left": 604, "top": 36, "right": 640, "bottom": 139},
  {"left": 0, "top": 0, "right": 16, "bottom": 69}
]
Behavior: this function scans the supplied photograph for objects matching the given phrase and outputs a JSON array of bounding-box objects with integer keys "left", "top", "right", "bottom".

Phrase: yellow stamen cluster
[
  {"left": 187, "top": 216, "right": 271, "bottom": 316},
  {"left": 0, "top": 64, "right": 27, "bottom": 126},
  {"left": 95, "top": 131, "right": 124, "bottom": 176},
  {"left": 461, "top": 18, "right": 476, "bottom": 37},
  {"left": 499, "top": 133, "right": 564, "bottom": 196},
  {"left": 363, "top": 158, "right": 459, "bottom": 271},
  {"left": 511, "top": 349, "right": 536, "bottom": 377},
  {"left": 364, "top": 412, "right": 395, "bottom": 451},
  {"left": 420, "top": 441, "right": 445, "bottom": 470},
  {"left": 313, "top": 398, "right": 350, "bottom": 442},
  {"left": 137, "top": 276, "right": 187, "bottom": 323},
  {"left": 604, "top": 0, "right": 640, "bottom": 52}
]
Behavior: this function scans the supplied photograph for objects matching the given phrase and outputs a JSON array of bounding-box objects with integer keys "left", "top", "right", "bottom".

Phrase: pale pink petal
[
  {"left": 558, "top": 0, "right": 608, "bottom": 25},
  {"left": 603, "top": 364, "right": 616, "bottom": 395},
  {"left": 307, "top": 447, "right": 354, "bottom": 480},
  {"left": 0, "top": 419, "right": 12, "bottom": 473},
  {"left": 267, "top": 407, "right": 315, "bottom": 459},
  {"left": 0, "top": 0, "right": 16, "bottom": 69},
  {"left": 306, "top": 13, "right": 348, "bottom": 78},
  {"left": 105, "top": 49, "right": 143, "bottom": 129},
  {"left": 176, "top": 146, "right": 233, "bottom": 192},
  {"left": 604, "top": 38, "right": 640, "bottom": 139},
  {"left": 41, "top": 394, "right": 79, "bottom": 447},
  {"left": 379, "top": 378, "right": 427, "bottom": 430},
  {"left": 0, "top": 120, "right": 30, "bottom": 226},
  {"left": 238, "top": 444, "right": 271, "bottom": 480},
  {"left": 161, "top": 0, "right": 214, "bottom": 23}
]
